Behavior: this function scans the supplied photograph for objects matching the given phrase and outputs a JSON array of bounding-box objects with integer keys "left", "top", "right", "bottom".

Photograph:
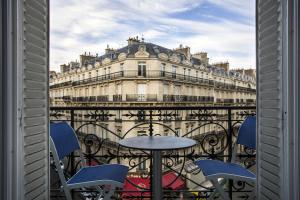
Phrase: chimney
[
  {"left": 60, "top": 64, "right": 70, "bottom": 73},
  {"left": 193, "top": 52, "right": 209, "bottom": 65},
  {"left": 105, "top": 44, "right": 115, "bottom": 54},
  {"left": 244, "top": 69, "right": 256, "bottom": 78},
  {"left": 214, "top": 62, "right": 229, "bottom": 72},
  {"left": 174, "top": 45, "right": 191, "bottom": 60},
  {"left": 80, "top": 53, "right": 96, "bottom": 67},
  {"left": 127, "top": 36, "right": 141, "bottom": 45}
]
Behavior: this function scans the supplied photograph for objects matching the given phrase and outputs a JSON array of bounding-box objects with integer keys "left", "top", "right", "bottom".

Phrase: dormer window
[{"left": 138, "top": 45, "right": 146, "bottom": 52}]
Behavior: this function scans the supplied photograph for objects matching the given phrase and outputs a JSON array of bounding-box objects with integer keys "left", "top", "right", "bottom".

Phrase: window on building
[
  {"left": 107, "top": 67, "right": 111, "bottom": 78},
  {"left": 138, "top": 62, "right": 146, "bottom": 77},
  {"left": 120, "top": 63, "right": 124, "bottom": 76},
  {"left": 137, "top": 130, "right": 146, "bottom": 136},
  {"left": 92, "top": 87, "right": 96, "bottom": 96},
  {"left": 138, "top": 157, "right": 146, "bottom": 171},
  {"left": 164, "top": 129, "right": 169, "bottom": 136},
  {"left": 174, "top": 85, "right": 181, "bottom": 101},
  {"left": 137, "top": 84, "right": 147, "bottom": 101},
  {"left": 160, "top": 63, "right": 166, "bottom": 77},
  {"left": 163, "top": 84, "right": 169, "bottom": 95},
  {"left": 116, "top": 84, "right": 122, "bottom": 94},
  {"left": 183, "top": 68, "right": 186, "bottom": 79},
  {"left": 175, "top": 128, "right": 181, "bottom": 136},
  {"left": 172, "top": 65, "right": 176, "bottom": 78}
]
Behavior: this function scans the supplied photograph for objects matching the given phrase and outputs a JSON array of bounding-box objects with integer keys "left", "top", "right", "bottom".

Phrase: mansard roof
[{"left": 84, "top": 42, "right": 202, "bottom": 66}]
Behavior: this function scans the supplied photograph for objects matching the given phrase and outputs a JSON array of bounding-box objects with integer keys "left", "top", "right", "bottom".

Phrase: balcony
[
  {"left": 50, "top": 105, "right": 256, "bottom": 199},
  {"left": 163, "top": 95, "right": 214, "bottom": 103},
  {"left": 71, "top": 96, "right": 109, "bottom": 102},
  {"left": 125, "top": 94, "right": 158, "bottom": 101},
  {"left": 50, "top": 70, "right": 256, "bottom": 93}
]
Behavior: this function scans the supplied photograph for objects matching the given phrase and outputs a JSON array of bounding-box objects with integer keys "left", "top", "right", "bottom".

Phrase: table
[{"left": 118, "top": 136, "right": 197, "bottom": 200}]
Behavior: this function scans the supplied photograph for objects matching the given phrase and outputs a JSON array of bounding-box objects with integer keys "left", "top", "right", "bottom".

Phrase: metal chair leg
[
  {"left": 103, "top": 185, "right": 116, "bottom": 200},
  {"left": 95, "top": 186, "right": 104, "bottom": 200},
  {"left": 63, "top": 187, "right": 72, "bottom": 200},
  {"left": 208, "top": 179, "right": 227, "bottom": 200},
  {"left": 211, "top": 180, "right": 230, "bottom": 200}
]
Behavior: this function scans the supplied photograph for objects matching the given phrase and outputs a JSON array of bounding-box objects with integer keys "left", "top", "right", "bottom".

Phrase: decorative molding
[
  {"left": 182, "top": 59, "right": 192, "bottom": 66},
  {"left": 170, "top": 53, "right": 181, "bottom": 63},
  {"left": 135, "top": 45, "right": 150, "bottom": 58},
  {"left": 118, "top": 52, "right": 127, "bottom": 61},
  {"left": 158, "top": 53, "right": 168, "bottom": 60},
  {"left": 102, "top": 57, "right": 111, "bottom": 65},
  {"left": 95, "top": 62, "right": 101, "bottom": 67}
]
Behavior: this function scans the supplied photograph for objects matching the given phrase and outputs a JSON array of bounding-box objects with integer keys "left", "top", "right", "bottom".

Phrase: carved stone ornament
[
  {"left": 182, "top": 59, "right": 192, "bottom": 66},
  {"left": 135, "top": 45, "right": 150, "bottom": 58},
  {"left": 95, "top": 61, "right": 101, "bottom": 67},
  {"left": 158, "top": 53, "right": 169, "bottom": 60},
  {"left": 197, "top": 65, "right": 204, "bottom": 70},
  {"left": 118, "top": 52, "right": 127, "bottom": 61},
  {"left": 102, "top": 57, "right": 111, "bottom": 65},
  {"left": 170, "top": 53, "right": 181, "bottom": 63},
  {"left": 81, "top": 66, "right": 86, "bottom": 72}
]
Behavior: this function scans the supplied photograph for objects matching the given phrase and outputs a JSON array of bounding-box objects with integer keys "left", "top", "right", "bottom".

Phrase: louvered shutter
[
  {"left": 257, "top": 0, "right": 283, "bottom": 199},
  {"left": 22, "top": 0, "right": 49, "bottom": 199}
]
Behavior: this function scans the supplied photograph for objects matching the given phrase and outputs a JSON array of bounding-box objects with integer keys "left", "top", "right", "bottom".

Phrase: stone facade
[
  {"left": 49, "top": 38, "right": 256, "bottom": 169},
  {"left": 50, "top": 38, "right": 256, "bottom": 107}
]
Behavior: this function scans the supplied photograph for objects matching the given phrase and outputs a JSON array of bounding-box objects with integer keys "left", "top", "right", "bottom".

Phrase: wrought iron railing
[
  {"left": 51, "top": 95, "right": 256, "bottom": 105},
  {"left": 126, "top": 94, "right": 158, "bottom": 102},
  {"left": 50, "top": 106, "right": 256, "bottom": 199},
  {"left": 49, "top": 70, "right": 256, "bottom": 93}
]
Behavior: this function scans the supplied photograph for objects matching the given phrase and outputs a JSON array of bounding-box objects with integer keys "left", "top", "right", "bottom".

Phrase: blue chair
[
  {"left": 195, "top": 116, "right": 256, "bottom": 200},
  {"left": 50, "top": 122, "right": 129, "bottom": 200}
]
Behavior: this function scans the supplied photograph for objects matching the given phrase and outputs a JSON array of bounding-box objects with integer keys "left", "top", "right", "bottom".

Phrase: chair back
[
  {"left": 50, "top": 122, "right": 80, "bottom": 160},
  {"left": 236, "top": 116, "right": 256, "bottom": 149}
]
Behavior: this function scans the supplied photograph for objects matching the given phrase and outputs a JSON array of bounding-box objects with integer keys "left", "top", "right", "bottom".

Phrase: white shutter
[
  {"left": 22, "top": 0, "right": 49, "bottom": 199},
  {"left": 257, "top": 0, "right": 283, "bottom": 199}
]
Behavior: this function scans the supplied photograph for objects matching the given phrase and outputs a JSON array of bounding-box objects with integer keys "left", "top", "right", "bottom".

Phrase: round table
[{"left": 118, "top": 136, "right": 197, "bottom": 200}]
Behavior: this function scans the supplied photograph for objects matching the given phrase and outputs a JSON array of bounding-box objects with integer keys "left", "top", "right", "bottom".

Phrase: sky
[{"left": 50, "top": 0, "right": 255, "bottom": 71}]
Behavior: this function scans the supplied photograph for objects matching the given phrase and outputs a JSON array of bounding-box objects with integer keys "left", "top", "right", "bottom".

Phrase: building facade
[
  {"left": 49, "top": 38, "right": 256, "bottom": 141},
  {"left": 50, "top": 37, "right": 256, "bottom": 107},
  {"left": 49, "top": 38, "right": 256, "bottom": 172}
]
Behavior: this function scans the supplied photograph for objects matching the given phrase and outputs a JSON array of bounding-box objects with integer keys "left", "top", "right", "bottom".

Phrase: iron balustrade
[
  {"left": 163, "top": 95, "right": 215, "bottom": 103},
  {"left": 113, "top": 94, "right": 123, "bottom": 101},
  {"left": 53, "top": 95, "right": 255, "bottom": 107},
  {"left": 50, "top": 70, "right": 256, "bottom": 93},
  {"left": 126, "top": 94, "right": 158, "bottom": 102},
  {"left": 50, "top": 106, "right": 256, "bottom": 199}
]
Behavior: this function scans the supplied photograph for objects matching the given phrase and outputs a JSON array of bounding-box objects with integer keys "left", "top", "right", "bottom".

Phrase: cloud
[{"left": 50, "top": 0, "right": 255, "bottom": 71}]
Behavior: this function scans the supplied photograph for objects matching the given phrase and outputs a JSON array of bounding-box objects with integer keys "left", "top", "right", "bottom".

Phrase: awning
[
  {"left": 122, "top": 177, "right": 151, "bottom": 199},
  {"left": 162, "top": 172, "right": 186, "bottom": 190},
  {"left": 122, "top": 172, "right": 185, "bottom": 199}
]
